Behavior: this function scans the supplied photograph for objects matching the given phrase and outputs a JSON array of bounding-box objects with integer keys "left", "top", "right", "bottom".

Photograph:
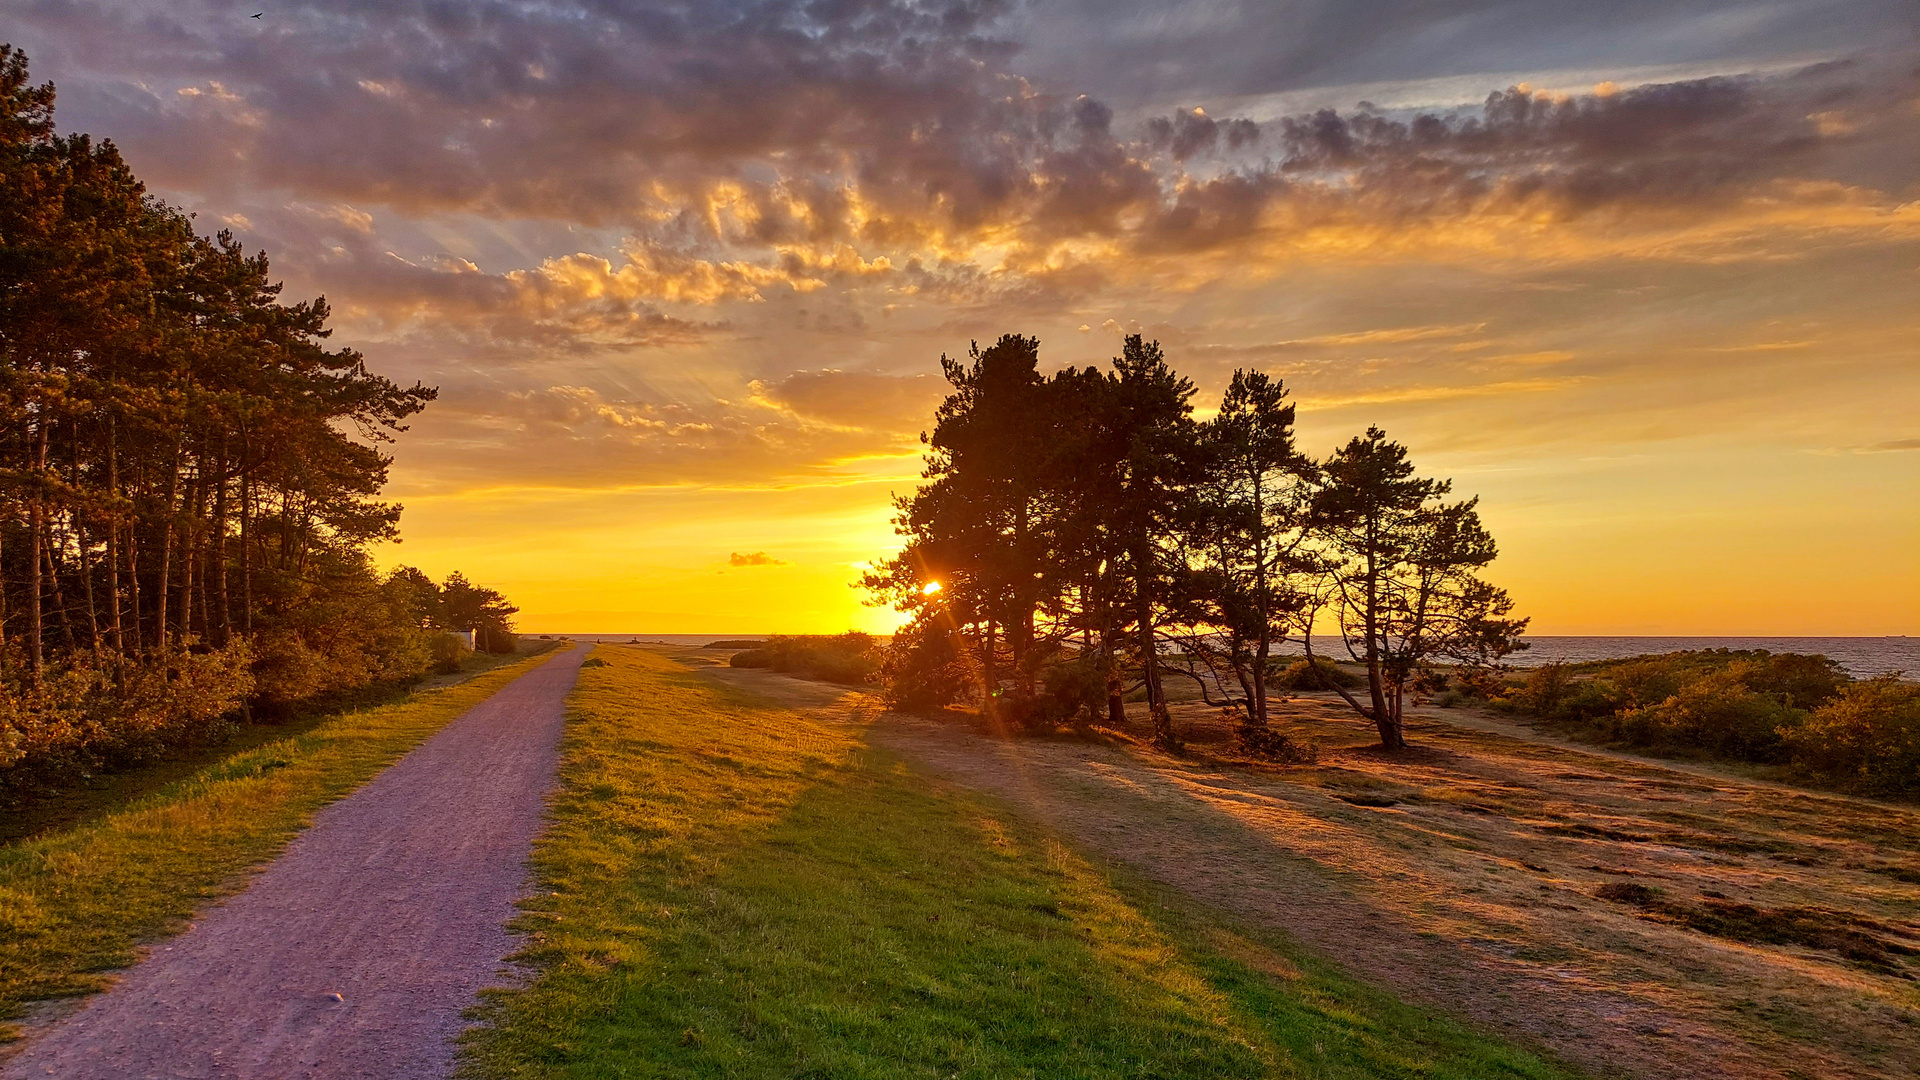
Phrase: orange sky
[{"left": 14, "top": 2, "right": 1917, "bottom": 635}]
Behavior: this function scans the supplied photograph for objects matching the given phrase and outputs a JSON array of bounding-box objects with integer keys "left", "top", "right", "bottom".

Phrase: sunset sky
[{"left": 10, "top": 0, "right": 1917, "bottom": 635}]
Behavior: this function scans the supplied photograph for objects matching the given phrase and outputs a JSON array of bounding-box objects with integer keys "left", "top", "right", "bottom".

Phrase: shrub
[
  {"left": 1781, "top": 677, "right": 1920, "bottom": 794},
  {"left": 1743, "top": 653, "right": 1849, "bottom": 709},
  {"left": 1503, "top": 650, "right": 1863, "bottom": 770},
  {"left": 1509, "top": 666, "right": 1625, "bottom": 723},
  {"left": 429, "top": 632, "right": 472, "bottom": 675},
  {"left": 877, "top": 618, "right": 972, "bottom": 711},
  {"left": 1607, "top": 667, "right": 1803, "bottom": 762},
  {"left": 1029, "top": 650, "right": 1109, "bottom": 731},
  {"left": 1449, "top": 667, "right": 1508, "bottom": 700},
  {"left": 1235, "top": 720, "right": 1317, "bottom": 763},
  {"left": 1271, "top": 657, "right": 1361, "bottom": 691},
  {"left": 728, "top": 633, "right": 881, "bottom": 685},
  {"left": 1512, "top": 664, "right": 1574, "bottom": 715},
  {"left": 0, "top": 644, "right": 253, "bottom": 786}
]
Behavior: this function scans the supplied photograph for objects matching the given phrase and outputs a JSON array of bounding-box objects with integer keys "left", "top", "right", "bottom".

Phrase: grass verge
[
  {"left": 0, "top": 644, "right": 551, "bottom": 846},
  {"left": 460, "top": 646, "right": 1578, "bottom": 1079},
  {"left": 0, "top": 644, "right": 568, "bottom": 1037}
]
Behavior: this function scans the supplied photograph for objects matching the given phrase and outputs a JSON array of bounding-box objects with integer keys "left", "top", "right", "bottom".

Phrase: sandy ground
[
  {"left": 2, "top": 644, "right": 585, "bottom": 1080},
  {"left": 688, "top": 650, "right": 1920, "bottom": 1080}
]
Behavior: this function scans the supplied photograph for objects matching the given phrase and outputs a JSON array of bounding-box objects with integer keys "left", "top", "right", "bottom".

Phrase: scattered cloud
[{"left": 729, "top": 551, "right": 790, "bottom": 567}]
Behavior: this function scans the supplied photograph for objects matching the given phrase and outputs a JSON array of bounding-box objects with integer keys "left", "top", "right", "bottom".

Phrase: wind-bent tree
[
  {"left": 1180, "top": 369, "right": 1317, "bottom": 744},
  {"left": 868, "top": 335, "right": 1525, "bottom": 756},
  {"left": 1308, "top": 427, "right": 1527, "bottom": 748}
]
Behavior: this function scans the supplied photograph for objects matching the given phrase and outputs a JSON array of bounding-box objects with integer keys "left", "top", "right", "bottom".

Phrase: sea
[{"left": 558, "top": 633, "right": 1918, "bottom": 679}]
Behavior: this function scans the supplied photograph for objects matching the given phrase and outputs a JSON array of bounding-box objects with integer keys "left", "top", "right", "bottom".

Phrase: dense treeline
[
  {"left": 864, "top": 334, "right": 1526, "bottom": 753},
  {"left": 0, "top": 49, "right": 514, "bottom": 785},
  {"left": 1505, "top": 651, "right": 1920, "bottom": 794}
]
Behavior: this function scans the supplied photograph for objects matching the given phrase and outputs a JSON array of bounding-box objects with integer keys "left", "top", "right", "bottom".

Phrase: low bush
[
  {"left": 729, "top": 633, "right": 881, "bottom": 685},
  {"left": 1782, "top": 677, "right": 1920, "bottom": 794},
  {"left": 1271, "top": 657, "right": 1362, "bottom": 691},
  {"left": 1235, "top": 721, "right": 1317, "bottom": 763},
  {"left": 1499, "top": 650, "right": 1920, "bottom": 794},
  {"left": 429, "top": 633, "right": 473, "bottom": 675},
  {"left": 0, "top": 644, "right": 253, "bottom": 785},
  {"left": 873, "top": 617, "right": 974, "bottom": 711},
  {"left": 1605, "top": 668, "right": 1803, "bottom": 762}
]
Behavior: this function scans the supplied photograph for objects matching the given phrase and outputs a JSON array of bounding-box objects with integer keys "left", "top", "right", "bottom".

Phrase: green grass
[
  {"left": 460, "top": 646, "right": 1579, "bottom": 1079},
  {"left": 0, "top": 644, "right": 568, "bottom": 1036}
]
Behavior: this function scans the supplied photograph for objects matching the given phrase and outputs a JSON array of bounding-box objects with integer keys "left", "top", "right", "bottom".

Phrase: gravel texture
[{"left": 3, "top": 644, "right": 585, "bottom": 1080}]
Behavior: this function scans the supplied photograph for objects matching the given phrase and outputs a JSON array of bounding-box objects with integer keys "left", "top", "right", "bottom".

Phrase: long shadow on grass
[{"left": 460, "top": 650, "right": 1575, "bottom": 1080}]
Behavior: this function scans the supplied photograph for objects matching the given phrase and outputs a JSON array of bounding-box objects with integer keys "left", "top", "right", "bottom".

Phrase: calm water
[{"left": 560, "top": 633, "right": 1918, "bottom": 679}]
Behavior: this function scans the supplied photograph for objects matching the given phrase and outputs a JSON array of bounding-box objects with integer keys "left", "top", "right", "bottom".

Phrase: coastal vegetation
[
  {"left": 727, "top": 633, "right": 881, "bottom": 685},
  {"left": 0, "top": 50, "right": 517, "bottom": 791},
  {"left": 863, "top": 334, "right": 1526, "bottom": 753},
  {"left": 1499, "top": 650, "right": 1920, "bottom": 795},
  {"left": 459, "top": 645, "right": 1575, "bottom": 1080}
]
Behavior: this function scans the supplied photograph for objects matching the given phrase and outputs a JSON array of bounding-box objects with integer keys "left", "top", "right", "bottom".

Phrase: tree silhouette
[{"left": 1309, "top": 427, "right": 1527, "bottom": 748}]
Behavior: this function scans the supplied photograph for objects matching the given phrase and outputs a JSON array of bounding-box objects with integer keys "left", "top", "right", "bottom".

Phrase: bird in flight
[{"left": 251, "top": 11, "right": 263, "bottom": 17}]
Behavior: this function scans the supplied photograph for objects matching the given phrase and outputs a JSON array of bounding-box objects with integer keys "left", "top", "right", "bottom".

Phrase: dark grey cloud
[
  {"left": 1003, "top": 0, "right": 1920, "bottom": 107},
  {"left": 6, "top": 0, "right": 1914, "bottom": 302},
  {"left": 10, "top": 0, "right": 1035, "bottom": 225}
]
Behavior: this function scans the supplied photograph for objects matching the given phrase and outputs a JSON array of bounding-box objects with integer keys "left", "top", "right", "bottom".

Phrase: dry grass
[{"left": 700, "top": 652, "right": 1920, "bottom": 1080}]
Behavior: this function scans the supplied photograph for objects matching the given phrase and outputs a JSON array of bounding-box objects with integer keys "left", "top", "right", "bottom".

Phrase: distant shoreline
[{"left": 551, "top": 633, "right": 1918, "bottom": 679}]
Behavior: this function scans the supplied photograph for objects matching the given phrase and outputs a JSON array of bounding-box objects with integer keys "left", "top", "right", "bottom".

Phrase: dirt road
[{"left": 3, "top": 644, "right": 586, "bottom": 1080}]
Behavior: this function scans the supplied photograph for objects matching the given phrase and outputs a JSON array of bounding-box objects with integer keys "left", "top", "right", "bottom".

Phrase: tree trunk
[
  {"left": 214, "top": 434, "right": 231, "bottom": 645},
  {"left": 1101, "top": 623, "right": 1126, "bottom": 727},
  {"left": 1361, "top": 541, "right": 1404, "bottom": 749},
  {"left": 1251, "top": 636, "right": 1270, "bottom": 729},
  {"left": 0, "top": 529, "right": 9, "bottom": 680},
  {"left": 239, "top": 426, "right": 253, "bottom": 636},
  {"left": 27, "top": 416, "right": 49, "bottom": 683},
  {"left": 980, "top": 621, "right": 999, "bottom": 722},
  {"left": 27, "top": 498, "right": 45, "bottom": 684},
  {"left": 73, "top": 431, "right": 100, "bottom": 650},
  {"left": 1133, "top": 544, "right": 1175, "bottom": 750},
  {"left": 156, "top": 448, "right": 178, "bottom": 651},
  {"left": 127, "top": 525, "right": 142, "bottom": 653},
  {"left": 78, "top": 516, "right": 100, "bottom": 650},
  {"left": 107, "top": 417, "right": 124, "bottom": 653},
  {"left": 43, "top": 529, "right": 76, "bottom": 652}
]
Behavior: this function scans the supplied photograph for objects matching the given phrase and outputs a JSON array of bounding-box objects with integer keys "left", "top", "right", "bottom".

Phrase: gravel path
[{"left": 3, "top": 644, "right": 586, "bottom": 1080}]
